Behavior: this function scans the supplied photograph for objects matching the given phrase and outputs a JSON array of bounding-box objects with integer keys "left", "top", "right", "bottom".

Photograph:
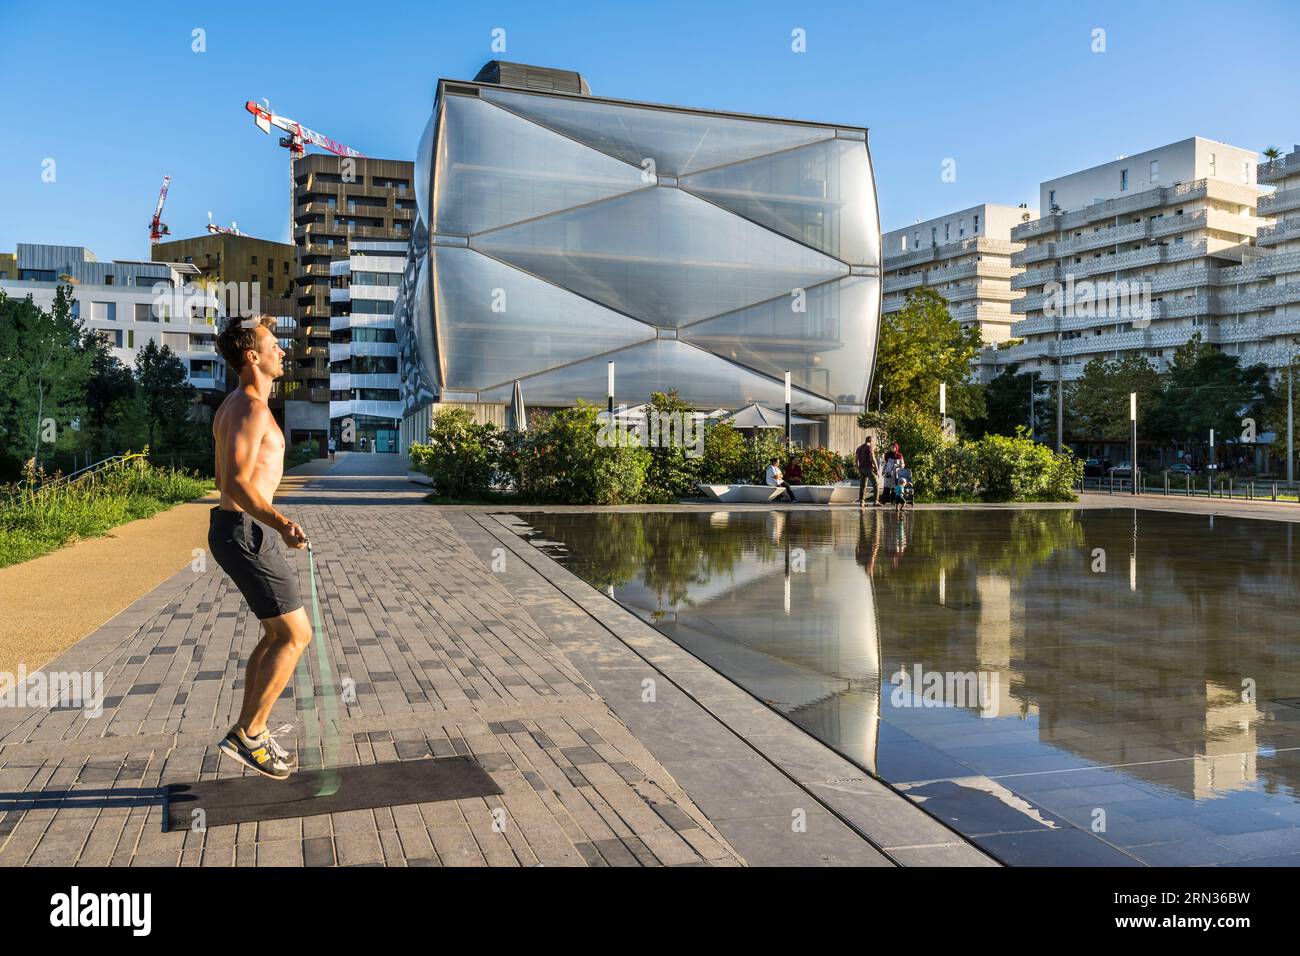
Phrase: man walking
[
  {"left": 327, "top": 435, "right": 336, "bottom": 462},
  {"left": 857, "top": 435, "right": 881, "bottom": 507},
  {"left": 208, "top": 316, "right": 311, "bottom": 780}
]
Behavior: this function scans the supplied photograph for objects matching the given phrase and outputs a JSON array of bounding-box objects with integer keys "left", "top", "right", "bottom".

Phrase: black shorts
[{"left": 208, "top": 508, "right": 303, "bottom": 620}]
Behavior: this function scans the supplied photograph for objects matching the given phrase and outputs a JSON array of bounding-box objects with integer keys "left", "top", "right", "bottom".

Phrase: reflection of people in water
[
  {"left": 889, "top": 509, "right": 910, "bottom": 568},
  {"left": 855, "top": 509, "right": 881, "bottom": 576}
]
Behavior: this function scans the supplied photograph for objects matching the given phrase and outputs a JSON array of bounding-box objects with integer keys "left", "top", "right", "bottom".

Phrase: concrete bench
[
  {"left": 698, "top": 484, "right": 787, "bottom": 503},
  {"left": 791, "top": 482, "right": 861, "bottom": 504}
]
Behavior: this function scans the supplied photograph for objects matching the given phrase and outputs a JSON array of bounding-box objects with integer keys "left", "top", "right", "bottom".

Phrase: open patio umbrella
[
  {"left": 724, "top": 402, "right": 818, "bottom": 429},
  {"left": 509, "top": 380, "right": 528, "bottom": 432}
]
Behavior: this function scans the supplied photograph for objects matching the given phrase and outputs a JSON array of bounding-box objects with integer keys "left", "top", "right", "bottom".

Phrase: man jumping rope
[{"left": 209, "top": 316, "right": 311, "bottom": 780}]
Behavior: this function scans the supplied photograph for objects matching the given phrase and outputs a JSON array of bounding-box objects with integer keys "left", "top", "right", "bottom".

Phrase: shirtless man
[{"left": 208, "top": 316, "right": 310, "bottom": 780}]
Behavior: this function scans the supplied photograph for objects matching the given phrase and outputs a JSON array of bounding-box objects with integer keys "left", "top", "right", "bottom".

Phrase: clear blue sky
[{"left": 1, "top": 0, "right": 1295, "bottom": 259}]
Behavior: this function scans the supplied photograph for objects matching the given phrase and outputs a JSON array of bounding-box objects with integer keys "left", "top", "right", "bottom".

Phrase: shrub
[
  {"left": 739, "top": 430, "right": 785, "bottom": 484},
  {"left": 970, "top": 429, "right": 1081, "bottom": 502},
  {"left": 858, "top": 408, "right": 1076, "bottom": 502},
  {"left": 642, "top": 389, "right": 704, "bottom": 503},
  {"left": 409, "top": 406, "right": 502, "bottom": 499},
  {"left": 698, "top": 421, "right": 746, "bottom": 483},
  {"left": 501, "top": 400, "right": 649, "bottom": 504}
]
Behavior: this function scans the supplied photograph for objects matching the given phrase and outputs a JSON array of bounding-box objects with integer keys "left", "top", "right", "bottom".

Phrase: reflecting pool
[{"left": 512, "top": 508, "right": 1300, "bottom": 866}]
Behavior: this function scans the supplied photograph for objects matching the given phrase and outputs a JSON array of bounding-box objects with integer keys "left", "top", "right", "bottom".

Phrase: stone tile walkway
[{"left": 0, "top": 454, "right": 741, "bottom": 867}]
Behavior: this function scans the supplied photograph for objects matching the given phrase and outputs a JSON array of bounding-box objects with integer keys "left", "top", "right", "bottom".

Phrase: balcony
[
  {"left": 882, "top": 272, "right": 924, "bottom": 294},
  {"left": 329, "top": 286, "right": 351, "bottom": 303},
  {"left": 1258, "top": 187, "right": 1300, "bottom": 216},
  {"left": 1219, "top": 250, "right": 1300, "bottom": 283},
  {"left": 1259, "top": 150, "right": 1300, "bottom": 185},
  {"left": 1257, "top": 217, "right": 1300, "bottom": 247},
  {"left": 1012, "top": 265, "right": 1060, "bottom": 290},
  {"left": 1216, "top": 284, "right": 1300, "bottom": 314},
  {"left": 1013, "top": 242, "right": 1056, "bottom": 266},
  {"left": 1054, "top": 221, "right": 1148, "bottom": 256},
  {"left": 1149, "top": 266, "right": 1218, "bottom": 294}
]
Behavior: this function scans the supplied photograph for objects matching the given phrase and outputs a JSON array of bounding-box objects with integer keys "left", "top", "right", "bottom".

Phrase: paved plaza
[{"left": 0, "top": 453, "right": 992, "bottom": 867}]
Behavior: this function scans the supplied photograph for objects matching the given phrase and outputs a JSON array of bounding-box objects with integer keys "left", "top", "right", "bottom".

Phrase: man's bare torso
[{"left": 213, "top": 388, "right": 285, "bottom": 510}]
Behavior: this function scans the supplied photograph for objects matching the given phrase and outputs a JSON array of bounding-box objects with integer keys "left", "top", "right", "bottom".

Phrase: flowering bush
[{"left": 788, "top": 446, "right": 848, "bottom": 485}]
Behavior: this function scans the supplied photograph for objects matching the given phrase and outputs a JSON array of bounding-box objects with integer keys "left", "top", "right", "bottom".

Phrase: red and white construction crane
[
  {"left": 148, "top": 175, "right": 171, "bottom": 245},
  {"left": 244, "top": 100, "right": 365, "bottom": 233}
]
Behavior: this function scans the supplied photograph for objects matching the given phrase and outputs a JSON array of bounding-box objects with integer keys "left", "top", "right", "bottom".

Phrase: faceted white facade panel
[
  {"left": 680, "top": 138, "right": 880, "bottom": 266},
  {"left": 432, "top": 245, "right": 656, "bottom": 389},
  {"left": 434, "top": 94, "right": 647, "bottom": 236},
  {"left": 399, "top": 80, "right": 881, "bottom": 416},
  {"left": 481, "top": 87, "right": 837, "bottom": 176},
  {"left": 680, "top": 277, "right": 880, "bottom": 405},
  {"left": 471, "top": 187, "right": 848, "bottom": 327},
  {"left": 479, "top": 339, "right": 835, "bottom": 413}
]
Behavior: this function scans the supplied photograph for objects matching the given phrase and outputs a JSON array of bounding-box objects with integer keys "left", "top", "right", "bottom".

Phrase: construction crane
[
  {"left": 148, "top": 175, "right": 171, "bottom": 245},
  {"left": 206, "top": 211, "right": 244, "bottom": 237},
  {"left": 244, "top": 99, "right": 364, "bottom": 233}
]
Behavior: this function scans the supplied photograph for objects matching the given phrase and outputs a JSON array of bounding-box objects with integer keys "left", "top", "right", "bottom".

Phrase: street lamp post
[
  {"left": 1130, "top": 391, "right": 1138, "bottom": 496},
  {"left": 1288, "top": 354, "right": 1295, "bottom": 485},
  {"left": 939, "top": 382, "right": 947, "bottom": 431},
  {"left": 784, "top": 370, "right": 792, "bottom": 446},
  {"left": 1057, "top": 361, "right": 1064, "bottom": 453},
  {"left": 607, "top": 361, "right": 614, "bottom": 417}
]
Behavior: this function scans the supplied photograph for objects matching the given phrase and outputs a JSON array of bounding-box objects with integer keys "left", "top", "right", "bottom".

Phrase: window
[
  {"left": 944, "top": 223, "right": 951, "bottom": 241},
  {"left": 1120, "top": 168, "right": 1129, "bottom": 191},
  {"left": 1241, "top": 160, "right": 1250, "bottom": 183},
  {"left": 105, "top": 275, "right": 114, "bottom": 285},
  {"left": 1208, "top": 152, "right": 1216, "bottom": 176},
  {"left": 134, "top": 303, "right": 157, "bottom": 322},
  {"left": 900, "top": 235, "right": 908, "bottom": 251},
  {"left": 251, "top": 256, "right": 258, "bottom": 265},
  {"left": 913, "top": 231, "right": 919, "bottom": 248},
  {"left": 91, "top": 301, "right": 116, "bottom": 321},
  {"left": 930, "top": 226, "right": 936, "bottom": 245},
  {"left": 959, "top": 218, "right": 966, "bottom": 237},
  {"left": 127, "top": 330, "right": 135, "bottom": 348},
  {"left": 973, "top": 214, "right": 979, "bottom": 234},
  {"left": 1048, "top": 190, "right": 1056, "bottom": 209},
  {"left": 1149, "top": 160, "right": 1159, "bottom": 183}
]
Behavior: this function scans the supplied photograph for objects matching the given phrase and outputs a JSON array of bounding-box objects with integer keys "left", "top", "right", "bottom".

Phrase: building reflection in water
[{"left": 518, "top": 508, "right": 1300, "bottom": 862}]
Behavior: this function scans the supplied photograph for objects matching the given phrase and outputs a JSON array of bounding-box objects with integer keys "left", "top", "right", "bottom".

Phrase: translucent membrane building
[{"left": 396, "top": 62, "right": 881, "bottom": 452}]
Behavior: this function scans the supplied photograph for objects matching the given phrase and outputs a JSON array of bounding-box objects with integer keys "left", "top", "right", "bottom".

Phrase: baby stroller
[{"left": 893, "top": 467, "right": 915, "bottom": 511}]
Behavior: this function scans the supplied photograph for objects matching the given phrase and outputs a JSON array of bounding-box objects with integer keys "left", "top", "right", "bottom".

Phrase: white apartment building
[
  {"left": 882, "top": 204, "right": 1036, "bottom": 382},
  {"left": 1229, "top": 145, "right": 1300, "bottom": 375},
  {"left": 328, "top": 238, "right": 405, "bottom": 452},
  {"left": 0, "top": 243, "right": 226, "bottom": 395},
  {"left": 1007, "top": 137, "right": 1262, "bottom": 382}
]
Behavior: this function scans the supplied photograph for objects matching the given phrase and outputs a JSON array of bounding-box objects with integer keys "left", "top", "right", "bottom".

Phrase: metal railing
[{"left": 1079, "top": 472, "right": 1300, "bottom": 502}]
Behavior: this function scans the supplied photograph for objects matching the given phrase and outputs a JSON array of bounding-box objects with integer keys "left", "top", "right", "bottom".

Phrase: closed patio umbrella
[{"left": 509, "top": 380, "right": 528, "bottom": 432}]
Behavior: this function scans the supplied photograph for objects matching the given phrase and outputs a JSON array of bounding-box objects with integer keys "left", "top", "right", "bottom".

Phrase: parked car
[
  {"left": 1107, "top": 462, "right": 1133, "bottom": 478},
  {"left": 1083, "top": 458, "right": 1112, "bottom": 478},
  {"left": 1168, "top": 462, "right": 1194, "bottom": 476}
]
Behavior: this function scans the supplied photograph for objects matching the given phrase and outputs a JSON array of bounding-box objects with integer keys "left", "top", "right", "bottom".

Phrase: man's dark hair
[
  {"left": 769, "top": 457, "right": 778, "bottom": 464},
  {"left": 216, "top": 315, "right": 276, "bottom": 371}
]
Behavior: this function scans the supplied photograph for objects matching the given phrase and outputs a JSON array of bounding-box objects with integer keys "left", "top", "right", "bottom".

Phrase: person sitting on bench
[{"left": 765, "top": 458, "right": 796, "bottom": 502}]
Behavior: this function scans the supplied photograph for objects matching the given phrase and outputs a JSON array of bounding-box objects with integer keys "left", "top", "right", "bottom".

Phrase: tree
[
  {"left": 83, "top": 344, "right": 144, "bottom": 459},
  {"left": 871, "top": 287, "right": 985, "bottom": 431},
  {"left": 0, "top": 286, "right": 96, "bottom": 476},
  {"left": 1263, "top": 146, "right": 1282, "bottom": 161},
  {"left": 134, "top": 340, "right": 198, "bottom": 451},
  {"left": 1146, "top": 334, "right": 1275, "bottom": 448},
  {"left": 981, "top": 368, "right": 1035, "bottom": 437},
  {"left": 1066, "top": 354, "right": 1162, "bottom": 443},
  {"left": 642, "top": 388, "right": 703, "bottom": 502}
]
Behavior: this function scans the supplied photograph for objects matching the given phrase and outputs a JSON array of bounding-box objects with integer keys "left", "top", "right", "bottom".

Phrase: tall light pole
[
  {"left": 1056, "top": 361, "right": 1064, "bottom": 453},
  {"left": 607, "top": 361, "right": 614, "bottom": 417},
  {"left": 784, "top": 370, "right": 792, "bottom": 446},
  {"left": 1130, "top": 391, "right": 1138, "bottom": 496},
  {"left": 939, "top": 382, "right": 947, "bottom": 431},
  {"left": 1288, "top": 352, "right": 1295, "bottom": 485}
]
